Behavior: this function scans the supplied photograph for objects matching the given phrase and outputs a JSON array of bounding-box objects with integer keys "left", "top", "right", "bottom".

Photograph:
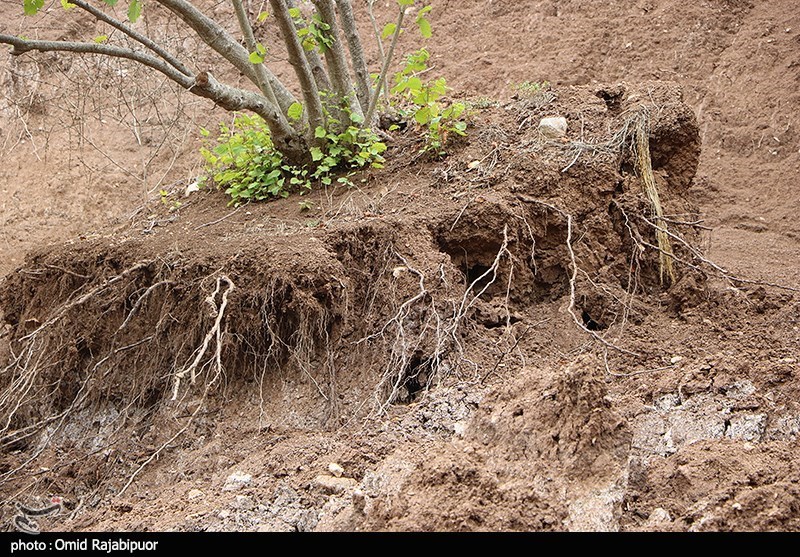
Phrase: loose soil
[{"left": 0, "top": 0, "right": 798, "bottom": 532}]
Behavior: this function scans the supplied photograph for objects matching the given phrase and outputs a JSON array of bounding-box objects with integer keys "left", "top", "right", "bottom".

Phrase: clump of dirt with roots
[{"left": 0, "top": 81, "right": 797, "bottom": 531}]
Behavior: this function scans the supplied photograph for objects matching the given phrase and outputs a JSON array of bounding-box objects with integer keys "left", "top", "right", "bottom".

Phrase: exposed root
[
  {"left": 517, "top": 194, "right": 641, "bottom": 357},
  {"left": 631, "top": 111, "right": 676, "bottom": 286},
  {"left": 171, "top": 275, "right": 234, "bottom": 401},
  {"left": 20, "top": 260, "right": 152, "bottom": 342}
]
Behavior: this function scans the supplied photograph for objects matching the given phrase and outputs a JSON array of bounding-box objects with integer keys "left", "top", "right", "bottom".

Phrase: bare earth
[{"left": 0, "top": 0, "right": 798, "bottom": 532}]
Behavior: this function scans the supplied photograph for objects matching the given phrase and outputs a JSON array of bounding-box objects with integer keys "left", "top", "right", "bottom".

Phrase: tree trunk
[
  {"left": 193, "top": 72, "right": 310, "bottom": 165},
  {"left": 312, "top": 0, "right": 364, "bottom": 122},
  {"left": 335, "top": 0, "right": 371, "bottom": 116}
]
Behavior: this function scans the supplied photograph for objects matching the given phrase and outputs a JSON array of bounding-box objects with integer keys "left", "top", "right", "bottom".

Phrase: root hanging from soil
[
  {"left": 516, "top": 195, "right": 641, "bottom": 357},
  {"left": 171, "top": 275, "right": 234, "bottom": 401},
  {"left": 631, "top": 111, "right": 676, "bottom": 286},
  {"left": 358, "top": 225, "right": 514, "bottom": 414}
]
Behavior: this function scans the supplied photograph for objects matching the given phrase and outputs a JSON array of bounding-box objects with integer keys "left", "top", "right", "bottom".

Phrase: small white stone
[
  {"left": 670, "top": 356, "right": 683, "bottom": 365},
  {"left": 218, "top": 510, "right": 230, "bottom": 519},
  {"left": 646, "top": 507, "right": 672, "bottom": 524},
  {"left": 328, "top": 462, "right": 345, "bottom": 478},
  {"left": 223, "top": 470, "right": 252, "bottom": 491},
  {"left": 313, "top": 474, "right": 357, "bottom": 494},
  {"left": 187, "top": 489, "right": 204, "bottom": 501},
  {"left": 538, "top": 116, "right": 568, "bottom": 138}
]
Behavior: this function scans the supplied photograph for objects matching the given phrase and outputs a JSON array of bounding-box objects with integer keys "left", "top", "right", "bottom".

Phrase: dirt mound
[
  {"left": 1, "top": 0, "right": 800, "bottom": 533},
  {"left": 1, "top": 81, "right": 753, "bottom": 531}
]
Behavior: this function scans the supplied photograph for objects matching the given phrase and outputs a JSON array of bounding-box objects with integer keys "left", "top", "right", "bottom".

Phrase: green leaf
[
  {"left": 103, "top": 0, "right": 120, "bottom": 6},
  {"left": 93, "top": 35, "right": 109, "bottom": 43},
  {"left": 310, "top": 147, "right": 324, "bottom": 162},
  {"left": 381, "top": 23, "right": 397, "bottom": 39},
  {"left": 256, "top": 11, "right": 269, "bottom": 23},
  {"left": 397, "top": 0, "right": 415, "bottom": 6},
  {"left": 60, "top": 0, "right": 76, "bottom": 10},
  {"left": 406, "top": 76, "right": 423, "bottom": 93},
  {"left": 288, "top": 7, "right": 301, "bottom": 19},
  {"left": 127, "top": 0, "right": 142, "bottom": 23},
  {"left": 23, "top": 0, "right": 44, "bottom": 15},
  {"left": 417, "top": 17, "right": 432, "bottom": 38},
  {"left": 314, "top": 126, "right": 327, "bottom": 139},
  {"left": 249, "top": 51, "right": 264, "bottom": 64},
  {"left": 287, "top": 102, "right": 303, "bottom": 120},
  {"left": 256, "top": 43, "right": 267, "bottom": 55}
]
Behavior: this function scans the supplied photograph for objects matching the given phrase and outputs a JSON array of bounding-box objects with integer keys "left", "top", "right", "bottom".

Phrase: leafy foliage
[
  {"left": 201, "top": 113, "right": 386, "bottom": 206},
  {"left": 289, "top": 7, "right": 333, "bottom": 53},
  {"left": 391, "top": 49, "right": 467, "bottom": 155}
]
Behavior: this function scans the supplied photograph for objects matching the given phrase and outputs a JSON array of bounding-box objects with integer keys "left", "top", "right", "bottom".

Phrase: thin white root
[
  {"left": 171, "top": 275, "right": 235, "bottom": 400},
  {"left": 517, "top": 194, "right": 641, "bottom": 357}
]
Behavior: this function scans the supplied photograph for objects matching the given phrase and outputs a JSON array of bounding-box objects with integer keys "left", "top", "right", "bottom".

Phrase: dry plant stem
[
  {"left": 194, "top": 206, "right": 243, "bottom": 230},
  {"left": 365, "top": 5, "right": 406, "bottom": 126},
  {"left": 516, "top": 194, "right": 642, "bottom": 358},
  {"left": 171, "top": 276, "right": 235, "bottom": 400},
  {"left": 633, "top": 114, "right": 676, "bottom": 285}
]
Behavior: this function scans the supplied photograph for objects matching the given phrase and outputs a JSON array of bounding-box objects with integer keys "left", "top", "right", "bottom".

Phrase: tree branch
[
  {"left": 335, "top": 0, "right": 371, "bottom": 117},
  {"left": 231, "top": 0, "right": 288, "bottom": 126},
  {"left": 312, "top": 0, "right": 363, "bottom": 120},
  {"left": 0, "top": 34, "right": 194, "bottom": 87},
  {"left": 154, "top": 0, "right": 296, "bottom": 111},
  {"left": 286, "top": 0, "right": 332, "bottom": 93},
  {"left": 269, "top": 0, "right": 325, "bottom": 137},
  {"left": 68, "top": 0, "right": 193, "bottom": 77},
  {"left": 365, "top": 4, "right": 405, "bottom": 126}
]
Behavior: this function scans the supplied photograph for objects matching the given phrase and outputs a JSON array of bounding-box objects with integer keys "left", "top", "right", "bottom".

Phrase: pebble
[
  {"left": 187, "top": 489, "right": 204, "bottom": 501},
  {"left": 328, "top": 462, "right": 345, "bottom": 478},
  {"left": 223, "top": 470, "right": 252, "bottom": 491},
  {"left": 646, "top": 507, "right": 673, "bottom": 525},
  {"left": 539, "top": 116, "right": 568, "bottom": 138},
  {"left": 313, "top": 474, "right": 358, "bottom": 494}
]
